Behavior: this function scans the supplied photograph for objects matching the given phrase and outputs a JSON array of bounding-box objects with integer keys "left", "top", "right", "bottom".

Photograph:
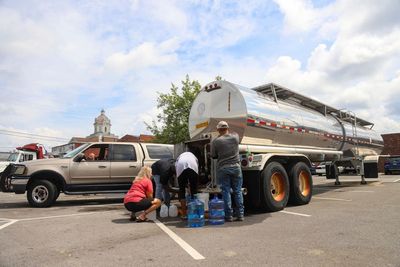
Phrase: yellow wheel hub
[
  {"left": 270, "top": 172, "right": 286, "bottom": 201},
  {"left": 298, "top": 170, "right": 311, "bottom": 197}
]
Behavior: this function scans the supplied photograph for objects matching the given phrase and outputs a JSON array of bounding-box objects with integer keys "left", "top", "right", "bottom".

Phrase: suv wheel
[{"left": 27, "top": 180, "right": 56, "bottom": 208}]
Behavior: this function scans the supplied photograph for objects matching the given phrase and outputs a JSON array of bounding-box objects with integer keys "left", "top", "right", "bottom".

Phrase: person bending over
[
  {"left": 123, "top": 166, "right": 161, "bottom": 222},
  {"left": 175, "top": 151, "right": 199, "bottom": 219},
  {"left": 151, "top": 158, "right": 177, "bottom": 207}
]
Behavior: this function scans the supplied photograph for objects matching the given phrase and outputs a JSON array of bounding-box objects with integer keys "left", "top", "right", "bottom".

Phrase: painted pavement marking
[
  {"left": 279, "top": 210, "right": 311, "bottom": 217},
  {"left": 313, "top": 196, "right": 352, "bottom": 202},
  {"left": 154, "top": 219, "right": 205, "bottom": 260}
]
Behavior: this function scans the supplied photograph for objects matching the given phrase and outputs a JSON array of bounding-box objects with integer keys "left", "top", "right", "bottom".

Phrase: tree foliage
[{"left": 146, "top": 75, "right": 201, "bottom": 144}]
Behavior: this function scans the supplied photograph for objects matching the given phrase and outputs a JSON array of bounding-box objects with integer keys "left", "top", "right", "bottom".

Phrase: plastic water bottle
[
  {"left": 187, "top": 196, "right": 205, "bottom": 228},
  {"left": 160, "top": 204, "right": 168, "bottom": 218},
  {"left": 168, "top": 204, "right": 178, "bottom": 217},
  {"left": 209, "top": 194, "right": 225, "bottom": 225}
]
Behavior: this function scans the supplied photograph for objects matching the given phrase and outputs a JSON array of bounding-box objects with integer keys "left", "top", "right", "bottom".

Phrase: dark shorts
[
  {"left": 124, "top": 198, "right": 153, "bottom": 212},
  {"left": 178, "top": 168, "right": 198, "bottom": 200}
]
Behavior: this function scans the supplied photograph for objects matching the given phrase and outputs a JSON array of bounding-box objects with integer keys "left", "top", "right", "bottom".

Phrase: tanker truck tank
[
  {"left": 187, "top": 80, "right": 383, "bottom": 211},
  {"left": 189, "top": 81, "right": 383, "bottom": 161}
]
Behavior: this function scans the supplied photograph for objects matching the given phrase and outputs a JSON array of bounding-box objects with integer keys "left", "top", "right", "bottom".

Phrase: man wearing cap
[{"left": 211, "top": 121, "right": 244, "bottom": 222}]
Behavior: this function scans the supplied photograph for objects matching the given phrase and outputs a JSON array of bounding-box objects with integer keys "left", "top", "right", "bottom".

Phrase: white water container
[
  {"left": 196, "top": 193, "right": 209, "bottom": 211},
  {"left": 168, "top": 204, "right": 178, "bottom": 217},
  {"left": 160, "top": 204, "right": 169, "bottom": 218}
]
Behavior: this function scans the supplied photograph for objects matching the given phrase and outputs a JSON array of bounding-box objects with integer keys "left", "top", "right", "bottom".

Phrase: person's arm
[
  {"left": 163, "top": 183, "right": 179, "bottom": 193},
  {"left": 145, "top": 179, "right": 154, "bottom": 199},
  {"left": 160, "top": 172, "right": 179, "bottom": 193}
]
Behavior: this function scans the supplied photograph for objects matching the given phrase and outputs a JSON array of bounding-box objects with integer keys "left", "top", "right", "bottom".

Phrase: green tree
[{"left": 147, "top": 75, "right": 201, "bottom": 144}]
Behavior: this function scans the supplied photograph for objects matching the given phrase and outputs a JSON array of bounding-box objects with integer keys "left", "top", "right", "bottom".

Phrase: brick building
[
  {"left": 378, "top": 133, "right": 400, "bottom": 172},
  {"left": 52, "top": 110, "right": 154, "bottom": 157}
]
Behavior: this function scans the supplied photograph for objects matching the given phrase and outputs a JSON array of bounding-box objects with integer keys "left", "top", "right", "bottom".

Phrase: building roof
[{"left": 119, "top": 134, "right": 155, "bottom": 143}]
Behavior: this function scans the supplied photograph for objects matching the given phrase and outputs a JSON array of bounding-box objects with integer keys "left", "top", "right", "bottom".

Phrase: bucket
[{"left": 196, "top": 193, "right": 209, "bottom": 211}]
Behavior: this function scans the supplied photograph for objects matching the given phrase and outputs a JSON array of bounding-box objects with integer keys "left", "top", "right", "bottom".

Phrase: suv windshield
[
  {"left": 63, "top": 143, "right": 90, "bottom": 158},
  {"left": 7, "top": 152, "right": 19, "bottom": 162}
]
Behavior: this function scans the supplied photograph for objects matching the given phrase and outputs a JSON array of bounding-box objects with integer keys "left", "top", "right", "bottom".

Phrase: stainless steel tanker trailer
[{"left": 185, "top": 80, "right": 383, "bottom": 212}]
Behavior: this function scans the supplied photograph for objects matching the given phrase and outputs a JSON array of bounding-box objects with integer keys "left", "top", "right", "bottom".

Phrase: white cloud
[
  {"left": 104, "top": 38, "right": 179, "bottom": 74},
  {"left": 274, "top": 0, "right": 322, "bottom": 33},
  {"left": 1, "top": 0, "right": 400, "bottom": 152},
  {"left": 268, "top": 0, "right": 400, "bottom": 136}
]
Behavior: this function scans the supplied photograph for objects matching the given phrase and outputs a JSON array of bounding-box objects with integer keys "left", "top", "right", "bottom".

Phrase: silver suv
[{"left": 1, "top": 142, "right": 173, "bottom": 207}]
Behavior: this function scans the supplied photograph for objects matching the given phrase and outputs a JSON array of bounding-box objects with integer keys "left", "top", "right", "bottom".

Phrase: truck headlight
[{"left": 13, "top": 165, "right": 26, "bottom": 175}]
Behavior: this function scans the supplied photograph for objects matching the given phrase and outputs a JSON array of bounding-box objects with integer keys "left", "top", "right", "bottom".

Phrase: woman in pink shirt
[{"left": 124, "top": 166, "right": 161, "bottom": 222}]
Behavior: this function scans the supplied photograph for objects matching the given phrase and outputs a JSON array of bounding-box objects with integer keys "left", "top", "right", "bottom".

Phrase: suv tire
[{"left": 27, "top": 180, "right": 57, "bottom": 208}]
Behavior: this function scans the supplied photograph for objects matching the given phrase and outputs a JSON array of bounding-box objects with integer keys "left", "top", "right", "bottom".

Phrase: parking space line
[
  {"left": 0, "top": 219, "right": 18, "bottom": 230},
  {"left": 153, "top": 219, "right": 205, "bottom": 260},
  {"left": 313, "top": 196, "right": 352, "bottom": 202},
  {"left": 17, "top": 212, "right": 98, "bottom": 221},
  {"left": 393, "top": 179, "right": 400, "bottom": 183},
  {"left": 279, "top": 211, "right": 311, "bottom": 217},
  {"left": 313, "top": 188, "right": 344, "bottom": 192}
]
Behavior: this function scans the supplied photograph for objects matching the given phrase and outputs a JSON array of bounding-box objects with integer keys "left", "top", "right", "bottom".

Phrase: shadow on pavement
[
  {"left": 312, "top": 179, "right": 381, "bottom": 196},
  {"left": 0, "top": 197, "right": 124, "bottom": 210}
]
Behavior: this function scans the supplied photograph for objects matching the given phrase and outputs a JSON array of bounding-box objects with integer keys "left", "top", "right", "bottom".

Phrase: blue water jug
[
  {"left": 209, "top": 194, "right": 225, "bottom": 225},
  {"left": 187, "top": 196, "right": 205, "bottom": 228}
]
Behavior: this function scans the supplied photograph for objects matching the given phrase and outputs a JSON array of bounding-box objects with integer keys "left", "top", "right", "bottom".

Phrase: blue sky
[{"left": 1, "top": 0, "right": 400, "bottom": 151}]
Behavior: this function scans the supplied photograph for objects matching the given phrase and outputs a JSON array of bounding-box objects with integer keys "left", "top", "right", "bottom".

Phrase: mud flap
[{"left": 364, "top": 162, "right": 378, "bottom": 178}]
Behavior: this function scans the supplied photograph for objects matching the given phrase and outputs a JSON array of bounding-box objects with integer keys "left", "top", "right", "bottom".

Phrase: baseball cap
[{"left": 216, "top": 121, "right": 229, "bottom": 129}]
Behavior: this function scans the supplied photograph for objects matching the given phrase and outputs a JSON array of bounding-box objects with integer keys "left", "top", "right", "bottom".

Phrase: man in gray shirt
[{"left": 211, "top": 121, "right": 244, "bottom": 222}]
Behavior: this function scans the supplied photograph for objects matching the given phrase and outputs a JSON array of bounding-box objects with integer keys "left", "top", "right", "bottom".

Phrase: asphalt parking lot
[{"left": 1, "top": 174, "right": 399, "bottom": 267}]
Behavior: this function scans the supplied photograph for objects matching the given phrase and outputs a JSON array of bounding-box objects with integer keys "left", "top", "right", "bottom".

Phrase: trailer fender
[{"left": 258, "top": 153, "right": 311, "bottom": 171}]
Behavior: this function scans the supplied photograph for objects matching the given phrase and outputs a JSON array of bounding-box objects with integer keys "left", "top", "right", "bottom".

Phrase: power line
[
  {"left": 0, "top": 129, "right": 69, "bottom": 142},
  {"left": 0, "top": 133, "right": 68, "bottom": 143}
]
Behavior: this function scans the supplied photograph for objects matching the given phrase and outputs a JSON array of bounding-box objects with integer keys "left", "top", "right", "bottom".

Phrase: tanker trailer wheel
[
  {"left": 288, "top": 162, "right": 313, "bottom": 205},
  {"left": 27, "top": 179, "right": 57, "bottom": 208},
  {"left": 260, "top": 162, "right": 289, "bottom": 212}
]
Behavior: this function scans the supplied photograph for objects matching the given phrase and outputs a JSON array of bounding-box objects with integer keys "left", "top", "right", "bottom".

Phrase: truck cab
[{"left": 0, "top": 150, "right": 40, "bottom": 174}]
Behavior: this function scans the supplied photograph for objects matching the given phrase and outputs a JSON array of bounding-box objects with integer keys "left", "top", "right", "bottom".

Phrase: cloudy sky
[{"left": 1, "top": 0, "right": 400, "bottom": 151}]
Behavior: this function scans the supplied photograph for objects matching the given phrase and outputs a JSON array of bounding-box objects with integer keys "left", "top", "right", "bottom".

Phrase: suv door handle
[
  {"left": 98, "top": 165, "right": 107, "bottom": 168},
  {"left": 129, "top": 165, "right": 137, "bottom": 168}
]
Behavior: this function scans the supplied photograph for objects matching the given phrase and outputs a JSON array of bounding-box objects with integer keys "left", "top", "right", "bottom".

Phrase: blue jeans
[
  {"left": 217, "top": 165, "right": 244, "bottom": 218},
  {"left": 153, "top": 175, "right": 171, "bottom": 206}
]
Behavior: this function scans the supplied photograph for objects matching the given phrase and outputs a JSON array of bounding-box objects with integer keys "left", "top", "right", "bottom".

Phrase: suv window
[
  {"left": 146, "top": 145, "right": 173, "bottom": 159},
  {"left": 83, "top": 144, "right": 109, "bottom": 161},
  {"left": 111, "top": 144, "right": 137, "bottom": 161},
  {"left": 387, "top": 158, "right": 400, "bottom": 164}
]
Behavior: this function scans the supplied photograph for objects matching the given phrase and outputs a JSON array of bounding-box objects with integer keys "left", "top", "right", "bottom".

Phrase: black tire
[
  {"left": 260, "top": 162, "right": 290, "bottom": 212},
  {"left": 53, "top": 189, "right": 60, "bottom": 202},
  {"left": 27, "top": 180, "right": 57, "bottom": 208},
  {"left": 326, "top": 164, "right": 339, "bottom": 179},
  {"left": 0, "top": 164, "right": 13, "bottom": 192},
  {"left": 288, "top": 162, "right": 313, "bottom": 205}
]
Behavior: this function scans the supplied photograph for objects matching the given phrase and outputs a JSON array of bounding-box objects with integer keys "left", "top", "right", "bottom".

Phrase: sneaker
[
  {"left": 225, "top": 216, "right": 233, "bottom": 222},
  {"left": 235, "top": 216, "right": 244, "bottom": 222}
]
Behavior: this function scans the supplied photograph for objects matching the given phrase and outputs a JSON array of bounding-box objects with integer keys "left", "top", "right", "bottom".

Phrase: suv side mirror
[{"left": 74, "top": 153, "right": 85, "bottom": 162}]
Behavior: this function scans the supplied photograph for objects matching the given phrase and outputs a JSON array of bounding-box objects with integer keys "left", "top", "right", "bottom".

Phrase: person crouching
[{"left": 124, "top": 166, "right": 161, "bottom": 222}]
